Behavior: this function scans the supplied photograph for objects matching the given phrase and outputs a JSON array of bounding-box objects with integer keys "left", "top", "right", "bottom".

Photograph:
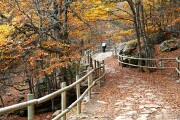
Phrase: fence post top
[
  {"left": 76, "top": 74, "right": 80, "bottom": 79},
  {"left": 61, "top": 82, "right": 66, "bottom": 87}
]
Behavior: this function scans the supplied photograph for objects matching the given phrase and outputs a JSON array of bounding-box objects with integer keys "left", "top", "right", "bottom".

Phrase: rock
[
  {"left": 115, "top": 101, "right": 124, "bottom": 106},
  {"left": 137, "top": 114, "right": 149, "bottom": 120},
  {"left": 117, "top": 42, "right": 126, "bottom": 54},
  {"left": 124, "top": 102, "right": 133, "bottom": 106},
  {"left": 121, "top": 106, "right": 132, "bottom": 110},
  {"left": 117, "top": 40, "right": 147, "bottom": 68},
  {"left": 160, "top": 39, "right": 180, "bottom": 52},
  {"left": 19, "top": 82, "right": 26, "bottom": 86},
  {"left": 126, "top": 111, "right": 137, "bottom": 116},
  {"left": 20, "top": 91, "right": 25, "bottom": 95},
  {"left": 91, "top": 92, "right": 100, "bottom": 95},
  {"left": 118, "top": 40, "right": 137, "bottom": 56},
  {"left": 82, "top": 96, "right": 89, "bottom": 103},
  {"left": 79, "top": 113, "right": 88, "bottom": 119},
  {"left": 141, "top": 109, "right": 152, "bottom": 114},
  {"left": 68, "top": 116, "right": 78, "bottom": 120},
  {"left": 145, "top": 93, "right": 153, "bottom": 96},
  {"left": 52, "top": 110, "right": 61, "bottom": 117},
  {"left": 139, "top": 105, "right": 145, "bottom": 109},
  {"left": 144, "top": 104, "right": 161, "bottom": 108},
  {"left": 122, "top": 45, "right": 132, "bottom": 55},
  {"left": 150, "top": 108, "right": 158, "bottom": 112},
  {"left": 155, "top": 113, "right": 163, "bottom": 120},
  {"left": 176, "top": 80, "right": 180, "bottom": 83},
  {"left": 97, "top": 100, "right": 107, "bottom": 104}
]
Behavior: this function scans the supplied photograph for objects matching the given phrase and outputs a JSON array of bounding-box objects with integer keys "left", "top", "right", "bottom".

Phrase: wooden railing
[
  {"left": 176, "top": 57, "right": 180, "bottom": 77},
  {"left": 82, "top": 45, "right": 114, "bottom": 63},
  {"left": 0, "top": 49, "right": 106, "bottom": 120},
  {"left": 116, "top": 53, "right": 180, "bottom": 77}
]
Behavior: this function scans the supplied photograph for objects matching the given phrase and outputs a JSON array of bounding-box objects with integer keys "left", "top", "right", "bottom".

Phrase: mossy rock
[
  {"left": 160, "top": 39, "right": 180, "bottom": 52},
  {"left": 118, "top": 40, "right": 139, "bottom": 56}
]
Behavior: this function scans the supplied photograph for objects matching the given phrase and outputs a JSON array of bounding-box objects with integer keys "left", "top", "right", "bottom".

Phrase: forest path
[{"left": 69, "top": 54, "right": 180, "bottom": 120}]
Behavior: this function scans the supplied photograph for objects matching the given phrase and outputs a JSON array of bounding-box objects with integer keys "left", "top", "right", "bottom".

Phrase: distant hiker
[{"left": 102, "top": 42, "right": 106, "bottom": 53}]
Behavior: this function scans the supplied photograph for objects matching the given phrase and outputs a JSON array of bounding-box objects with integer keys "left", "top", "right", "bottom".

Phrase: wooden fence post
[
  {"left": 97, "top": 61, "right": 101, "bottom": 86},
  {"left": 94, "top": 60, "right": 97, "bottom": 68},
  {"left": 177, "top": 57, "right": 180, "bottom": 77},
  {"left": 102, "top": 60, "right": 105, "bottom": 82},
  {"left": 76, "top": 74, "right": 81, "bottom": 115},
  {"left": 121, "top": 56, "right": 123, "bottom": 68},
  {"left": 90, "top": 55, "right": 93, "bottom": 68},
  {"left": 114, "top": 46, "right": 116, "bottom": 56},
  {"left": 88, "top": 51, "right": 90, "bottom": 64},
  {"left": 88, "top": 67, "right": 92, "bottom": 99},
  {"left": 61, "top": 82, "right": 66, "bottom": 120},
  {"left": 27, "top": 94, "right": 34, "bottom": 120},
  {"left": 94, "top": 60, "right": 97, "bottom": 77},
  {"left": 128, "top": 59, "right": 131, "bottom": 68}
]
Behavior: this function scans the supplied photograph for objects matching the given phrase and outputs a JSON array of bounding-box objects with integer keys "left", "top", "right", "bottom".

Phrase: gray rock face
[
  {"left": 117, "top": 41, "right": 140, "bottom": 67},
  {"left": 160, "top": 39, "right": 180, "bottom": 52},
  {"left": 117, "top": 41, "right": 137, "bottom": 56}
]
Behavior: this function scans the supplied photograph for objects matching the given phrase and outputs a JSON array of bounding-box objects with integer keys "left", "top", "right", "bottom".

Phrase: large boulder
[
  {"left": 160, "top": 39, "right": 180, "bottom": 52},
  {"left": 116, "top": 42, "right": 126, "bottom": 54},
  {"left": 117, "top": 40, "right": 137, "bottom": 55},
  {"left": 117, "top": 40, "right": 147, "bottom": 68}
]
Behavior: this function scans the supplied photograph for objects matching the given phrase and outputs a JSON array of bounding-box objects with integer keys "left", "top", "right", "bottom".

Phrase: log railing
[
  {"left": 0, "top": 49, "right": 106, "bottom": 120},
  {"left": 116, "top": 53, "right": 180, "bottom": 77},
  {"left": 82, "top": 45, "right": 114, "bottom": 65},
  {"left": 176, "top": 56, "right": 180, "bottom": 77}
]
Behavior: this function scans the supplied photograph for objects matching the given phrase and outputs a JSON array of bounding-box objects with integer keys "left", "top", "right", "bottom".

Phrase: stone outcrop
[
  {"left": 117, "top": 40, "right": 137, "bottom": 56},
  {"left": 117, "top": 40, "right": 140, "bottom": 67},
  {"left": 160, "top": 39, "right": 180, "bottom": 52}
]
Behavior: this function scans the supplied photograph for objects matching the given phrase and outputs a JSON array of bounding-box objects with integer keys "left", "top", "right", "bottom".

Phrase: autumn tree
[
  {"left": 0, "top": 1, "right": 113, "bottom": 109},
  {"left": 0, "top": 0, "right": 83, "bottom": 101}
]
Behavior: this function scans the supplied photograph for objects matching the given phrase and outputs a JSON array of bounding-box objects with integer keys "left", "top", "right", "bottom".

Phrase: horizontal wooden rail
[
  {"left": 116, "top": 50, "right": 180, "bottom": 78},
  {"left": 118, "top": 59, "right": 176, "bottom": 69},
  {"left": 0, "top": 68, "right": 95, "bottom": 114},
  {"left": 53, "top": 73, "right": 105, "bottom": 120},
  {"left": 176, "top": 57, "right": 180, "bottom": 77},
  {"left": 176, "top": 68, "right": 180, "bottom": 74},
  {"left": 176, "top": 57, "right": 180, "bottom": 63},
  {"left": 119, "top": 54, "right": 176, "bottom": 61}
]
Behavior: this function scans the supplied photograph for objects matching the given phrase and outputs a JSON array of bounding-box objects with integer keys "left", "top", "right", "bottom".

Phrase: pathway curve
[{"left": 69, "top": 53, "right": 180, "bottom": 120}]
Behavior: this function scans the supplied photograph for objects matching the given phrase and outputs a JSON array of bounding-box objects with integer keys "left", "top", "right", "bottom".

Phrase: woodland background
[{"left": 0, "top": 0, "right": 179, "bottom": 116}]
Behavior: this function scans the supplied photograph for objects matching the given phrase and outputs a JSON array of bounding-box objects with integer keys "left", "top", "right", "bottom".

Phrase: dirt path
[{"left": 70, "top": 55, "right": 180, "bottom": 120}]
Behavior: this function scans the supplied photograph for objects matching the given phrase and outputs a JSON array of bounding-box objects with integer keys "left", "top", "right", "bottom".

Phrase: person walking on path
[{"left": 102, "top": 42, "right": 106, "bottom": 53}]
